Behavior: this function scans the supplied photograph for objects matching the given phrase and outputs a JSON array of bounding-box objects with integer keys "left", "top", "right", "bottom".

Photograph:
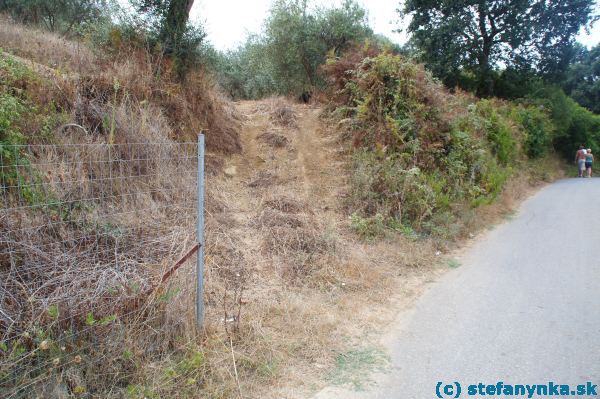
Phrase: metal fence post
[{"left": 197, "top": 133, "right": 206, "bottom": 326}]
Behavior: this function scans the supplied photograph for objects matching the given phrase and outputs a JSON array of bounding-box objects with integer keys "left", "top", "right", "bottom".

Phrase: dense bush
[
  {"left": 212, "top": 37, "right": 279, "bottom": 99},
  {"left": 529, "top": 86, "right": 600, "bottom": 159},
  {"left": 324, "top": 49, "right": 556, "bottom": 237},
  {"left": 476, "top": 100, "right": 517, "bottom": 165},
  {"left": 512, "top": 105, "right": 554, "bottom": 158},
  {"left": 0, "top": 51, "right": 67, "bottom": 202},
  {"left": 0, "top": 0, "right": 110, "bottom": 36},
  {"left": 561, "top": 44, "right": 600, "bottom": 114}
]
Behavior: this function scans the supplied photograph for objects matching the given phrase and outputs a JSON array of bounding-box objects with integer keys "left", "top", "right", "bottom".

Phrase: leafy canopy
[
  {"left": 266, "top": 0, "right": 372, "bottom": 93},
  {"left": 131, "top": 0, "right": 205, "bottom": 78},
  {"left": 400, "top": 0, "right": 597, "bottom": 96},
  {"left": 562, "top": 44, "right": 600, "bottom": 114},
  {"left": 214, "top": 0, "right": 372, "bottom": 99}
]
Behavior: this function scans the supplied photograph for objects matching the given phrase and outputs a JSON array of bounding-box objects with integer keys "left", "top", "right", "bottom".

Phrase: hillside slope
[
  {"left": 0, "top": 38, "right": 441, "bottom": 395},
  {"left": 0, "top": 22, "right": 566, "bottom": 398},
  {"left": 200, "top": 98, "right": 444, "bottom": 397}
]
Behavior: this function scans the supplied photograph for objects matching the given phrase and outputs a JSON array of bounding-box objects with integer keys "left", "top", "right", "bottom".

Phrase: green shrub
[
  {"left": 529, "top": 86, "right": 600, "bottom": 159},
  {"left": 513, "top": 105, "right": 554, "bottom": 158},
  {"left": 349, "top": 150, "right": 436, "bottom": 232},
  {"left": 0, "top": 92, "right": 29, "bottom": 196},
  {"left": 350, "top": 212, "right": 386, "bottom": 239},
  {"left": 0, "top": 51, "right": 60, "bottom": 202},
  {"left": 325, "top": 52, "right": 537, "bottom": 238},
  {"left": 476, "top": 100, "right": 517, "bottom": 165}
]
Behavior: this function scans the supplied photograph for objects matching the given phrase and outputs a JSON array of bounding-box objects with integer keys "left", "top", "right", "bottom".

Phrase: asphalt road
[{"left": 316, "top": 178, "right": 600, "bottom": 399}]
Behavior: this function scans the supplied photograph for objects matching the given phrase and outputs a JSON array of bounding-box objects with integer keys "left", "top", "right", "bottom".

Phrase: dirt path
[
  {"left": 232, "top": 100, "right": 342, "bottom": 203},
  {"left": 213, "top": 98, "right": 441, "bottom": 398}
]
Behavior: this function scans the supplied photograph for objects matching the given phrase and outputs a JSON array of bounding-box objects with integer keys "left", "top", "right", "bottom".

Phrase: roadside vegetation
[
  {"left": 322, "top": 45, "right": 595, "bottom": 239},
  {"left": 0, "top": 0, "right": 598, "bottom": 398}
]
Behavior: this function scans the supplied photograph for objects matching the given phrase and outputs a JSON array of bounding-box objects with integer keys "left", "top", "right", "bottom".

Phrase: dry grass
[
  {"left": 0, "top": 20, "right": 249, "bottom": 398},
  {"left": 0, "top": 17, "right": 242, "bottom": 154},
  {"left": 257, "top": 131, "right": 290, "bottom": 148},
  {"left": 270, "top": 105, "right": 298, "bottom": 128},
  {"left": 248, "top": 171, "right": 281, "bottom": 188},
  {"left": 0, "top": 15, "right": 97, "bottom": 75},
  {"left": 249, "top": 97, "right": 298, "bottom": 128},
  {"left": 0, "top": 21, "right": 566, "bottom": 399},
  {"left": 262, "top": 196, "right": 306, "bottom": 214}
]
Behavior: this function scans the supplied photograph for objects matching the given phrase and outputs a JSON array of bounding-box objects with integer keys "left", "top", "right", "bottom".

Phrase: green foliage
[
  {"left": 126, "top": 0, "right": 205, "bottom": 78},
  {"left": 0, "top": 51, "right": 62, "bottom": 202},
  {"left": 0, "top": 57, "right": 31, "bottom": 198},
  {"left": 326, "top": 51, "right": 553, "bottom": 238},
  {"left": 213, "top": 37, "right": 279, "bottom": 99},
  {"left": 265, "top": 0, "right": 371, "bottom": 94},
  {"left": 401, "top": 0, "right": 597, "bottom": 96},
  {"left": 476, "top": 100, "right": 517, "bottom": 165},
  {"left": 349, "top": 149, "right": 436, "bottom": 232},
  {"left": 0, "top": 0, "right": 110, "bottom": 35},
  {"left": 349, "top": 212, "right": 386, "bottom": 239},
  {"left": 47, "top": 304, "right": 59, "bottom": 320},
  {"left": 214, "top": 0, "right": 372, "bottom": 99},
  {"left": 512, "top": 105, "right": 554, "bottom": 158},
  {"left": 562, "top": 44, "right": 600, "bottom": 114},
  {"left": 85, "top": 312, "right": 117, "bottom": 326},
  {"left": 528, "top": 86, "right": 600, "bottom": 159}
]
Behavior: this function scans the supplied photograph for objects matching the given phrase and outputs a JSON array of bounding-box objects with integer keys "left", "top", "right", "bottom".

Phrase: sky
[{"left": 191, "top": 0, "right": 600, "bottom": 51}]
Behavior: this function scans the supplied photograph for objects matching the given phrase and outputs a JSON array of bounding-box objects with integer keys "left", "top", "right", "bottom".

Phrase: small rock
[
  {"left": 435, "top": 251, "right": 441, "bottom": 256},
  {"left": 224, "top": 166, "right": 237, "bottom": 177}
]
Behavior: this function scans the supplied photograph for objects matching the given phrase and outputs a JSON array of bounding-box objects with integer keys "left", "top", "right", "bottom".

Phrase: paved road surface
[{"left": 316, "top": 179, "right": 600, "bottom": 399}]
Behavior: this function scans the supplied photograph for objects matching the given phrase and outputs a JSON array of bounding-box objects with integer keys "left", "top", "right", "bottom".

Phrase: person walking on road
[
  {"left": 575, "top": 146, "right": 587, "bottom": 177},
  {"left": 585, "top": 149, "right": 594, "bottom": 177}
]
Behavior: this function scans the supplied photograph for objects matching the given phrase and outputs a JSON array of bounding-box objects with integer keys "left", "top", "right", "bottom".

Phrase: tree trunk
[
  {"left": 477, "top": 43, "right": 494, "bottom": 97},
  {"left": 160, "top": 0, "right": 195, "bottom": 47},
  {"left": 476, "top": 3, "right": 494, "bottom": 97}
]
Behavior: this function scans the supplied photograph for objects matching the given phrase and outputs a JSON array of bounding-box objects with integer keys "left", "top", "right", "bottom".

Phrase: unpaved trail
[
  {"left": 218, "top": 98, "right": 440, "bottom": 398},
  {"left": 315, "top": 179, "right": 600, "bottom": 399},
  {"left": 295, "top": 108, "right": 328, "bottom": 196},
  {"left": 228, "top": 100, "right": 345, "bottom": 222}
]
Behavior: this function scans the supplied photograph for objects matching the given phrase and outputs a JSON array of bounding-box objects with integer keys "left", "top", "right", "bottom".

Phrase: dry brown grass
[
  {"left": 270, "top": 105, "right": 298, "bottom": 128},
  {"left": 257, "top": 131, "right": 290, "bottom": 148},
  {"left": 0, "top": 20, "right": 249, "bottom": 398},
  {"left": 249, "top": 97, "right": 299, "bottom": 128},
  {"left": 0, "top": 17, "right": 242, "bottom": 155},
  {"left": 0, "top": 15, "right": 97, "bottom": 75}
]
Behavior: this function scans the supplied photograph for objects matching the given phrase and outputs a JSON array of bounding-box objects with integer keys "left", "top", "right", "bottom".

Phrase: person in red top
[{"left": 575, "top": 146, "right": 587, "bottom": 177}]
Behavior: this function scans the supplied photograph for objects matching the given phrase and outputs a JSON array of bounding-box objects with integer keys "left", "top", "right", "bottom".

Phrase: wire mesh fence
[{"left": 0, "top": 141, "right": 199, "bottom": 397}]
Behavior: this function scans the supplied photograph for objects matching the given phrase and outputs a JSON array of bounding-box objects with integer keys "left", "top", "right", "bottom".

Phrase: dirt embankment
[{"left": 206, "top": 98, "right": 443, "bottom": 398}]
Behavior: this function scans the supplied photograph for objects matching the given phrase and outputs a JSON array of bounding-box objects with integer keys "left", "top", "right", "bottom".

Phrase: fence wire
[{"left": 0, "top": 141, "right": 198, "bottom": 397}]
